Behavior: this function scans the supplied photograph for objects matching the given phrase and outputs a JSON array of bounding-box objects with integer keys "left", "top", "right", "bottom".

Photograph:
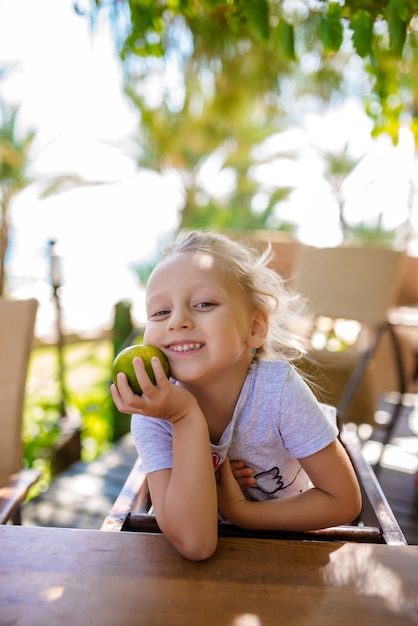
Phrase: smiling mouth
[{"left": 167, "top": 343, "right": 204, "bottom": 352}]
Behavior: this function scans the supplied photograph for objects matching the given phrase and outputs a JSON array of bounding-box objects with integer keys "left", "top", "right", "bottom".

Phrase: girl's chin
[{"left": 173, "top": 370, "right": 206, "bottom": 386}]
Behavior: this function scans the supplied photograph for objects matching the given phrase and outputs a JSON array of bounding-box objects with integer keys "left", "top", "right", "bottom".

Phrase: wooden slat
[
  {"left": 339, "top": 428, "right": 407, "bottom": 545},
  {"left": 101, "top": 457, "right": 150, "bottom": 531},
  {"left": 123, "top": 512, "right": 384, "bottom": 543},
  {"left": 0, "top": 469, "right": 42, "bottom": 525}
]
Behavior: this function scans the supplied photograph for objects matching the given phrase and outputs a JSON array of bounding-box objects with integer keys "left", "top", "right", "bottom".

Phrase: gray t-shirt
[{"left": 131, "top": 360, "right": 338, "bottom": 501}]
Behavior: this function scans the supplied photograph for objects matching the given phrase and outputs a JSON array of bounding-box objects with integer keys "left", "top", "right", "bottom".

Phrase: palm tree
[{"left": 0, "top": 103, "right": 36, "bottom": 296}]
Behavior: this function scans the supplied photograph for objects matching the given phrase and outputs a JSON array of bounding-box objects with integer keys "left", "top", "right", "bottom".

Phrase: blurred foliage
[
  {"left": 112, "top": 300, "right": 134, "bottom": 356},
  {"left": 88, "top": 0, "right": 418, "bottom": 144},
  {"left": 84, "top": 1, "right": 347, "bottom": 233},
  {"left": 123, "top": 29, "right": 298, "bottom": 233},
  {"left": 347, "top": 213, "right": 397, "bottom": 246},
  {"left": 80, "top": 0, "right": 418, "bottom": 246},
  {"left": 23, "top": 340, "right": 115, "bottom": 496}
]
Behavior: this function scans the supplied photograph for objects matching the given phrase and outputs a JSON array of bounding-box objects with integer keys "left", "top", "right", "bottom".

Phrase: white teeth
[{"left": 171, "top": 343, "right": 203, "bottom": 352}]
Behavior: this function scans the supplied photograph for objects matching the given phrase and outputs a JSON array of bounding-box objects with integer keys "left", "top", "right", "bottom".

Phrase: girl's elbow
[
  {"left": 339, "top": 489, "right": 362, "bottom": 525},
  {"left": 163, "top": 519, "right": 218, "bottom": 561},
  {"left": 351, "top": 480, "right": 363, "bottom": 519},
  {"left": 174, "top": 533, "right": 218, "bottom": 561},
  {"left": 350, "top": 490, "right": 363, "bottom": 522},
  {"left": 158, "top": 511, "right": 218, "bottom": 561}
]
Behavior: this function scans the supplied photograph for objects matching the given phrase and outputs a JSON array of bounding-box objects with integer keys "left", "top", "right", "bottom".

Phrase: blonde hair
[{"left": 158, "top": 229, "right": 308, "bottom": 364}]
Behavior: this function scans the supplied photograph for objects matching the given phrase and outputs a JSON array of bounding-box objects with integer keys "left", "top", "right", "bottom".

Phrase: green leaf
[
  {"left": 243, "top": 0, "right": 270, "bottom": 41},
  {"left": 276, "top": 19, "right": 296, "bottom": 60},
  {"left": 318, "top": 3, "right": 344, "bottom": 52},
  {"left": 350, "top": 10, "right": 373, "bottom": 58},
  {"left": 386, "top": 0, "right": 408, "bottom": 55}
]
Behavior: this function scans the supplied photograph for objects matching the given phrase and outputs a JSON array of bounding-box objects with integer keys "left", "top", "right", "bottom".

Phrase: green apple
[{"left": 112, "top": 344, "right": 171, "bottom": 396}]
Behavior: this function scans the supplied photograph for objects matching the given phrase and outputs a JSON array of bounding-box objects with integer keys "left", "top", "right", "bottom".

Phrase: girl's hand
[
  {"left": 217, "top": 456, "right": 250, "bottom": 520},
  {"left": 110, "top": 355, "right": 197, "bottom": 424},
  {"left": 230, "top": 460, "right": 256, "bottom": 491}
]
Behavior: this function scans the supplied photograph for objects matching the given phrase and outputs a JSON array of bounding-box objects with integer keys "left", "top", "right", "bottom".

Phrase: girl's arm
[
  {"left": 147, "top": 411, "right": 218, "bottom": 561},
  {"left": 217, "top": 439, "right": 362, "bottom": 531},
  {"left": 111, "top": 357, "right": 218, "bottom": 561}
]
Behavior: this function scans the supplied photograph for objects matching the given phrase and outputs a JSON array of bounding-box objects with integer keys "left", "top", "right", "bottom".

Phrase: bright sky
[
  {"left": 251, "top": 104, "right": 418, "bottom": 250},
  {"left": 1, "top": 0, "right": 417, "bottom": 339}
]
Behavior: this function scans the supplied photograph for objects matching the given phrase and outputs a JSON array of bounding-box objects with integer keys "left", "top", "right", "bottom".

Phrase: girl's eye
[
  {"left": 150, "top": 310, "right": 170, "bottom": 318},
  {"left": 195, "top": 302, "right": 215, "bottom": 309}
]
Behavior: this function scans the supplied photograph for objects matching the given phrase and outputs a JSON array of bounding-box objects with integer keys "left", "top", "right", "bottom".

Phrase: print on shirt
[
  {"left": 252, "top": 465, "right": 302, "bottom": 495},
  {"left": 212, "top": 452, "right": 221, "bottom": 471}
]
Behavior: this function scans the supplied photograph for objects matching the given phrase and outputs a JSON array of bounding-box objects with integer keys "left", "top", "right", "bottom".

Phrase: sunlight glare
[
  {"left": 231, "top": 614, "right": 262, "bottom": 626},
  {"left": 40, "top": 586, "right": 65, "bottom": 603}
]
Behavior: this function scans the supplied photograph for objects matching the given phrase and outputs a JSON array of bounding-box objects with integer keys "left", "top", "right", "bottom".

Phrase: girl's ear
[{"left": 248, "top": 309, "right": 268, "bottom": 349}]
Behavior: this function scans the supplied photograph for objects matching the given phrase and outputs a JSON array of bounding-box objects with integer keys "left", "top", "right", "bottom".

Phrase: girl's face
[{"left": 144, "top": 251, "right": 266, "bottom": 387}]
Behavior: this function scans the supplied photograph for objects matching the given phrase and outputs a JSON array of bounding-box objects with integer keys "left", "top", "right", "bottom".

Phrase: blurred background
[{"left": 1, "top": 0, "right": 418, "bottom": 492}]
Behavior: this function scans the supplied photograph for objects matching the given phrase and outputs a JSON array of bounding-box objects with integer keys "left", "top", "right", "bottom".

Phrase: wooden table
[{"left": 1, "top": 525, "right": 417, "bottom": 626}]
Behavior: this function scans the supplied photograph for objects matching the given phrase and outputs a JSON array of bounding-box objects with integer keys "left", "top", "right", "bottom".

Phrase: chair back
[
  {"left": 396, "top": 254, "right": 418, "bottom": 306},
  {"left": 0, "top": 298, "right": 38, "bottom": 487},
  {"left": 231, "top": 230, "right": 301, "bottom": 281},
  {"left": 293, "top": 245, "right": 403, "bottom": 326}
]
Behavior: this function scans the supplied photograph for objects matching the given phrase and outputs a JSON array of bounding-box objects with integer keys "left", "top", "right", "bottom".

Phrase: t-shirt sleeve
[
  {"left": 278, "top": 365, "right": 339, "bottom": 458},
  {"left": 131, "top": 413, "right": 173, "bottom": 474}
]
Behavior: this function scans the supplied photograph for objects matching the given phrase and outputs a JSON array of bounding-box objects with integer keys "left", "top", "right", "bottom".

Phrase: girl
[{"left": 111, "top": 230, "right": 361, "bottom": 561}]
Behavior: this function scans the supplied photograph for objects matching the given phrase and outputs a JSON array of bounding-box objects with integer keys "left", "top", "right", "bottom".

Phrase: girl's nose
[{"left": 168, "top": 310, "right": 193, "bottom": 331}]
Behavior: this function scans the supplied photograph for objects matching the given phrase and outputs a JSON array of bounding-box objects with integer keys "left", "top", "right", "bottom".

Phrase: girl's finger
[{"left": 150, "top": 356, "right": 170, "bottom": 386}]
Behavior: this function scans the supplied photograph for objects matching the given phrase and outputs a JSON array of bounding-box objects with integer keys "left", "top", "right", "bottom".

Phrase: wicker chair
[{"left": 0, "top": 298, "right": 41, "bottom": 524}]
